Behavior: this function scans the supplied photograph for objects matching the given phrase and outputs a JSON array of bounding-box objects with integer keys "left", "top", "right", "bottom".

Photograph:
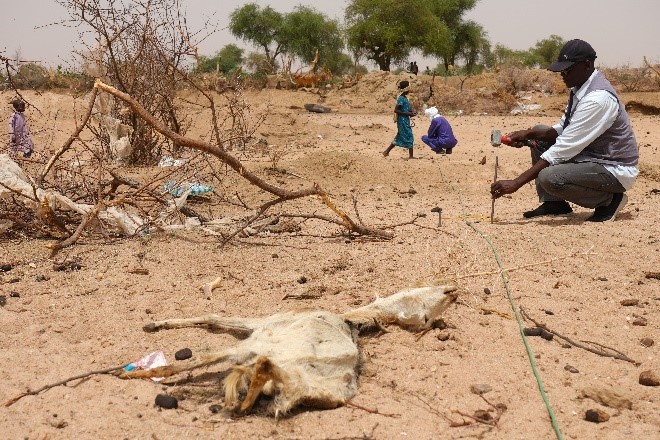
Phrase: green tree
[
  {"left": 532, "top": 35, "right": 565, "bottom": 67},
  {"left": 425, "top": 0, "right": 486, "bottom": 71},
  {"left": 345, "top": 0, "right": 439, "bottom": 71},
  {"left": 229, "top": 4, "right": 285, "bottom": 73},
  {"left": 197, "top": 44, "right": 244, "bottom": 74},
  {"left": 281, "top": 6, "right": 344, "bottom": 71}
]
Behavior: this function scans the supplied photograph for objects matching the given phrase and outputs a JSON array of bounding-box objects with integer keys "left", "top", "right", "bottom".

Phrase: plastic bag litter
[
  {"left": 158, "top": 156, "right": 187, "bottom": 167},
  {"left": 163, "top": 181, "right": 214, "bottom": 197},
  {"left": 124, "top": 351, "right": 168, "bottom": 382}
]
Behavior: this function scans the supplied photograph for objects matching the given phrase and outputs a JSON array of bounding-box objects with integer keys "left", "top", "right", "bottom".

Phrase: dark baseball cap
[{"left": 548, "top": 39, "right": 597, "bottom": 72}]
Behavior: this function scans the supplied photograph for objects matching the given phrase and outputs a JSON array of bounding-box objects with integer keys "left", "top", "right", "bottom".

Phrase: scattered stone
[
  {"left": 564, "top": 365, "right": 579, "bottom": 374},
  {"left": 470, "top": 384, "right": 492, "bottom": 395},
  {"left": 175, "top": 348, "right": 193, "bottom": 361},
  {"left": 0, "top": 296, "right": 6, "bottom": 306},
  {"left": 585, "top": 409, "right": 610, "bottom": 423},
  {"left": 483, "top": 287, "right": 491, "bottom": 295},
  {"left": 297, "top": 276, "right": 307, "bottom": 284},
  {"left": 8, "top": 277, "right": 19, "bottom": 283},
  {"left": 473, "top": 409, "right": 492, "bottom": 422},
  {"left": 639, "top": 370, "right": 659, "bottom": 387},
  {"left": 9, "top": 291, "right": 20, "bottom": 298},
  {"left": 304, "top": 103, "right": 331, "bottom": 113},
  {"left": 436, "top": 332, "right": 451, "bottom": 341},
  {"left": 632, "top": 317, "right": 648, "bottom": 326},
  {"left": 620, "top": 298, "right": 639, "bottom": 306},
  {"left": 644, "top": 271, "right": 660, "bottom": 280},
  {"left": 580, "top": 386, "right": 632, "bottom": 409},
  {"left": 35, "top": 275, "right": 50, "bottom": 282},
  {"left": 640, "top": 337, "right": 654, "bottom": 348},
  {"left": 544, "top": 310, "right": 554, "bottom": 315},
  {"left": 209, "top": 404, "right": 223, "bottom": 414},
  {"left": 523, "top": 327, "right": 542, "bottom": 336},
  {"left": 155, "top": 394, "right": 178, "bottom": 409},
  {"left": 596, "top": 276, "right": 608, "bottom": 281},
  {"left": 561, "top": 343, "right": 572, "bottom": 349},
  {"left": 534, "top": 329, "right": 554, "bottom": 341},
  {"left": 0, "top": 263, "right": 13, "bottom": 272}
]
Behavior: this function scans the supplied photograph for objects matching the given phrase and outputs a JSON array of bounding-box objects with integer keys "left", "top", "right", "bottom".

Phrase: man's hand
[{"left": 490, "top": 179, "right": 522, "bottom": 199}]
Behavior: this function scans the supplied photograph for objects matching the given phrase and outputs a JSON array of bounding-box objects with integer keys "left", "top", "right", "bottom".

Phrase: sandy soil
[{"left": 1, "top": 72, "right": 659, "bottom": 439}]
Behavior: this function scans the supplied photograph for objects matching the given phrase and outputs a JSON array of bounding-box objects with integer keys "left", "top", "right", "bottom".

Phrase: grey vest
[{"left": 571, "top": 71, "right": 638, "bottom": 166}]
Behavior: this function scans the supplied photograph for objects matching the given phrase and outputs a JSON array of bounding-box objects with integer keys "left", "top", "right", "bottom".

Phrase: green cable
[
  {"left": 465, "top": 221, "right": 564, "bottom": 440},
  {"left": 439, "top": 168, "right": 564, "bottom": 440}
]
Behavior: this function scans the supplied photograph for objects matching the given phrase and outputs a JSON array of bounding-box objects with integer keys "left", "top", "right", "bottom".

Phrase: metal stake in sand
[{"left": 490, "top": 156, "right": 498, "bottom": 224}]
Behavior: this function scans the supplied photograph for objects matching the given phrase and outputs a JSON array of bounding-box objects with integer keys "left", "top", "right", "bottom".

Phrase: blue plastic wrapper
[{"left": 163, "top": 181, "right": 214, "bottom": 197}]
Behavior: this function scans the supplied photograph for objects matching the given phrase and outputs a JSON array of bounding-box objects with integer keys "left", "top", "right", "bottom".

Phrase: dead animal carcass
[{"left": 120, "top": 281, "right": 458, "bottom": 416}]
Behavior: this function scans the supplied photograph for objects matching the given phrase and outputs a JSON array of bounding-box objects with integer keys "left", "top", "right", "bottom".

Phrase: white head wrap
[{"left": 424, "top": 106, "right": 439, "bottom": 121}]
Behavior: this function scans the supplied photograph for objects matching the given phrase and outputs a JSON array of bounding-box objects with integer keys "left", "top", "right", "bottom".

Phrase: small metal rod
[{"left": 490, "top": 156, "right": 499, "bottom": 224}]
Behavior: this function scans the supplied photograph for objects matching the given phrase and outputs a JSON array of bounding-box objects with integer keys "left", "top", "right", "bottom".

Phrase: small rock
[
  {"left": 639, "top": 370, "right": 659, "bottom": 387},
  {"left": 539, "top": 329, "right": 554, "bottom": 341},
  {"left": 640, "top": 337, "right": 654, "bottom": 348},
  {"left": 620, "top": 298, "right": 639, "bottom": 306},
  {"left": 175, "top": 348, "right": 193, "bottom": 361},
  {"left": 209, "top": 404, "right": 223, "bottom": 414},
  {"left": 585, "top": 409, "right": 610, "bottom": 423},
  {"left": 35, "top": 275, "right": 50, "bottom": 282},
  {"left": 544, "top": 310, "right": 554, "bottom": 315},
  {"left": 632, "top": 317, "right": 648, "bottom": 326},
  {"left": 483, "top": 287, "right": 491, "bottom": 295},
  {"left": 473, "top": 409, "right": 492, "bottom": 422},
  {"left": 9, "top": 291, "right": 20, "bottom": 298},
  {"left": 155, "top": 394, "right": 178, "bottom": 409},
  {"left": 470, "top": 384, "right": 492, "bottom": 395},
  {"left": 564, "top": 365, "right": 579, "bottom": 374},
  {"left": 0, "top": 263, "right": 13, "bottom": 272},
  {"left": 297, "top": 276, "right": 307, "bottom": 284},
  {"left": 580, "top": 386, "right": 632, "bottom": 409},
  {"left": 523, "top": 327, "right": 542, "bottom": 336},
  {"left": 0, "top": 296, "right": 6, "bottom": 306},
  {"left": 436, "top": 331, "right": 451, "bottom": 341}
]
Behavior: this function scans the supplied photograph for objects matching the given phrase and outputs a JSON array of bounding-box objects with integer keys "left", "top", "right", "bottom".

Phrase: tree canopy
[{"left": 229, "top": 3, "right": 344, "bottom": 74}]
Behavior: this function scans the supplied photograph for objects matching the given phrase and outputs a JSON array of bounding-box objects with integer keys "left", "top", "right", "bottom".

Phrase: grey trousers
[{"left": 531, "top": 146, "right": 625, "bottom": 209}]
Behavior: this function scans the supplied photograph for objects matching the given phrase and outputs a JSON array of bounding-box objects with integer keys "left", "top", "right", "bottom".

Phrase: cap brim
[{"left": 548, "top": 60, "right": 575, "bottom": 72}]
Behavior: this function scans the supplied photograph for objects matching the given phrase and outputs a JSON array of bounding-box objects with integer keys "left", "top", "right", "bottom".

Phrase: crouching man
[{"left": 491, "top": 39, "right": 638, "bottom": 222}]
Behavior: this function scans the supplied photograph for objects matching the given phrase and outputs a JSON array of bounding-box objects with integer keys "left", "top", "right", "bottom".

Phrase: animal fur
[{"left": 121, "top": 282, "right": 458, "bottom": 416}]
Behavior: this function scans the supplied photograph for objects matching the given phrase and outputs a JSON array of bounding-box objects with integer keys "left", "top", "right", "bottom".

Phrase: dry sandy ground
[{"left": 1, "top": 73, "right": 659, "bottom": 439}]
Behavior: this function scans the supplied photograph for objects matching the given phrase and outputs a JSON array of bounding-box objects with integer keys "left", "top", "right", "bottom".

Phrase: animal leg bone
[
  {"left": 142, "top": 314, "right": 263, "bottom": 336},
  {"left": 119, "top": 351, "right": 233, "bottom": 379}
]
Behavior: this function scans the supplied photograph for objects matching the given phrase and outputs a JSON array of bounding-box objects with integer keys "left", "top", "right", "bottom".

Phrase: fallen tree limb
[
  {"left": 4, "top": 364, "right": 126, "bottom": 407},
  {"left": 94, "top": 79, "right": 393, "bottom": 240},
  {"left": 520, "top": 307, "right": 638, "bottom": 365}
]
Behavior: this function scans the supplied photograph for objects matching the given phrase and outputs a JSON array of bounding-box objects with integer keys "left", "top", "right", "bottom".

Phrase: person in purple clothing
[
  {"left": 8, "top": 99, "right": 34, "bottom": 158},
  {"left": 420, "top": 106, "right": 457, "bottom": 154}
]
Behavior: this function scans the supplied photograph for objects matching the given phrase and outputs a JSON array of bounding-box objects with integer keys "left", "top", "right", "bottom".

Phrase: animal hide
[{"left": 121, "top": 281, "right": 458, "bottom": 416}]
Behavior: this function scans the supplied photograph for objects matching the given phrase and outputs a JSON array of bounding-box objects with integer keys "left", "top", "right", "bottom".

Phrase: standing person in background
[
  {"left": 421, "top": 106, "right": 457, "bottom": 154},
  {"left": 411, "top": 62, "right": 419, "bottom": 75},
  {"left": 383, "top": 80, "right": 417, "bottom": 160},
  {"left": 8, "top": 99, "right": 34, "bottom": 158},
  {"left": 490, "top": 39, "right": 638, "bottom": 222}
]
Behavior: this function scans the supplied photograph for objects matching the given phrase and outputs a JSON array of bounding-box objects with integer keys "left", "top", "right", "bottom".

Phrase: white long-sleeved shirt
[{"left": 541, "top": 70, "right": 638, "bottom": 190}]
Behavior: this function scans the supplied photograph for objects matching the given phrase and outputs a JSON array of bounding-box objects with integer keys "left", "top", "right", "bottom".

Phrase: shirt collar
[{"left": 572, "top": 69, "right": 599, "bottom": 100}]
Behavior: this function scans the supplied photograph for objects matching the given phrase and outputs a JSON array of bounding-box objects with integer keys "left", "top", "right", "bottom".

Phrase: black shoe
[
  {"left": 587, "top": 193, "right": 627, "bottom": 222},
  {"left": 523, "top": 201, "right": 573, "bottom": 218},
  {"left": 445, "top": 148, "right": 453, "bottom": 155}
]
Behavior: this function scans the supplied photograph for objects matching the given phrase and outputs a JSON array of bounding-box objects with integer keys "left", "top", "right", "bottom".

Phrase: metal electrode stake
[{"left": 490, "top": 156, "right": 498, "bottom": 224}]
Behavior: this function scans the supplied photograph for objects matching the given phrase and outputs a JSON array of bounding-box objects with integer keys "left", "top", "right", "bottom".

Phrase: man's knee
[{"left": 538, "top": 167, "right": 565, "bottom": 192}]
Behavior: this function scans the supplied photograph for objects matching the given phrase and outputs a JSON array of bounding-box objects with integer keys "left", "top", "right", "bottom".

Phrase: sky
[{"left": 1, "top": 0, "right": 659, "bottom": 70}]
